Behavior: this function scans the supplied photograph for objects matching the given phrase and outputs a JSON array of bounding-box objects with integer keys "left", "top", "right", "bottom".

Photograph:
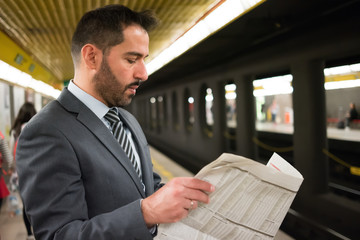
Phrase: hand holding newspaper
[{"left": 157, "top": 153, "right": 303, "bottom": 240}]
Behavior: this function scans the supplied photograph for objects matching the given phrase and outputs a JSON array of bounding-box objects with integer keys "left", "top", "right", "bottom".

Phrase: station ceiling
[
  {"left": 0, "top": 0, "right": 223, "bottom": 86},
  {"left": 145, "top": 0, "right": 360, "bottom": 90},
  {"left": 0, "top": 0, "right": 359, "bottom": 90}
]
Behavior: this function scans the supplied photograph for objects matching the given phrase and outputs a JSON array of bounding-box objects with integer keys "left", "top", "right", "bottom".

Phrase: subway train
[{"left": 127, "top": 0, "right": 360, "bottom": 239}]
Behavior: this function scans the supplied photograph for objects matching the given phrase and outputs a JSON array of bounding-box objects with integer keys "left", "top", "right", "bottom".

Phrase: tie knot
[{"left": 104, "top": 108, "right": 120, "bottom": 125}]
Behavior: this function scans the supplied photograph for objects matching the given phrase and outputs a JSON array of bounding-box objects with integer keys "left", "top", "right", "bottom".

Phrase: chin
[{"left": 119, "top": 97, "right": 133, "bottom": 107}]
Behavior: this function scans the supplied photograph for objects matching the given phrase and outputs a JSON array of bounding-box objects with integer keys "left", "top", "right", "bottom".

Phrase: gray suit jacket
[{"left": 17, "top": 88, "right": 163, "bottom": 240}]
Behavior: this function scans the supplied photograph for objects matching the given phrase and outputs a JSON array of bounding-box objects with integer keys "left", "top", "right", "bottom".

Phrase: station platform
[
  {"left": 0, "top": 146, "right": 294, "bottom": 240},
  {"left": 256, "top": 121, "right": 360, "bottom": 142}
]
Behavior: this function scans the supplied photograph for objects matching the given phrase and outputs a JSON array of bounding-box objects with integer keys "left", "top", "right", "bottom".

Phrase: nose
[{"left": 134, "top": 60, "right": 148, "bottom": 82}]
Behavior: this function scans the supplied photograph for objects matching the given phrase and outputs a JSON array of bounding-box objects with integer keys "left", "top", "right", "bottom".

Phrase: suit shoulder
[{"left": 30, "top": 100, "right": 63, "bottom": 123}]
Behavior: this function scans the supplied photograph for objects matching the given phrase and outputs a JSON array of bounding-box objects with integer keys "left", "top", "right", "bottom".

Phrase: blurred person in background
[
  {"left": 270, "top": 99, "right": 279, "bottom": 123},
  {"left": 10, "top": 102, "right": 37, "bottom": 153},
  {"left": 10, "top": 102, "right": 37, "bottom": 240},
  {"left": 345, "top": 102, "right": 358, "bottom": 127},
  {"left": 0, "top": 130, "right": 13, "bottom": 210}
]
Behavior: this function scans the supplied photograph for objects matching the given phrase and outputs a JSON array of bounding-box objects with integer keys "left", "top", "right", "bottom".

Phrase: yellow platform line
[{"left": 152, "top": 157, "right": 174, "bottom": 181}]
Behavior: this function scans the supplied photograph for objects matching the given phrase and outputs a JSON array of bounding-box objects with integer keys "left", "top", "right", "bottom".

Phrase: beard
[{"left": 93, "top": 58, "right": 139, "bottom": 107}]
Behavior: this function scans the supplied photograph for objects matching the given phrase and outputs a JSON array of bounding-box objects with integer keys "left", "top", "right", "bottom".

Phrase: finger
[
  {"left": 181, "top": 178, "right": 215, "bottom": 193},
  {"left": 184, "top": 199, "right": 198, "bottom": 211},
  {"left": 184, "top": 188, "right": 211, "bottom": 204},
  {"left": 190, "top": 200, "right": 194, "bottom": 210},
  {"left": 184, "top": 199, "right": 193, "bottom": 210},
  {"left": 189, "top": 200, "right": 198, "bottom": 210}
]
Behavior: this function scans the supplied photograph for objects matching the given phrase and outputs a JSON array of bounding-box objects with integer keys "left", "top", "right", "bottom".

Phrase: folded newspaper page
[{"left": 157, "top": 153, "right": 303, "bottom": 240}]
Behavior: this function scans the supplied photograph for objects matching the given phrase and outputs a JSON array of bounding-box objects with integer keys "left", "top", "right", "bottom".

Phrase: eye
[{"left": 127, "top": 59, "right": 136, "bottom": 64}]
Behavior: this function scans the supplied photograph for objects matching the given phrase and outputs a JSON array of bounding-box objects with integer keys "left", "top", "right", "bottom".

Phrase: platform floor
[
  {"left": 256, "top": 121, "right": 360, "bottom": 142},
  {"left": 0, "top": 146, "right": 294, "bottom": 240}
]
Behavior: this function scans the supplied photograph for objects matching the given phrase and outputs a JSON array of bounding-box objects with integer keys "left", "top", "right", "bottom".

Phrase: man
[
  {"left": 345, "top": 102, "right": 358, "bottom": 127},
  {"left": 17, "top": 5, "right": 214, "bottom": 240}
]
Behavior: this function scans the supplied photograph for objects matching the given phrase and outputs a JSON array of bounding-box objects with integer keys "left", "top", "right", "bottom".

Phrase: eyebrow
[{"left": 125, "top": 51, "right": 149, "bottom": 58}]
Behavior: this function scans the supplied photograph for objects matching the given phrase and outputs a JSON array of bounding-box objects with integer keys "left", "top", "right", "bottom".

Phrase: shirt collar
[{"left": 67, "top": 80, "right": 109, "bottom": 119}]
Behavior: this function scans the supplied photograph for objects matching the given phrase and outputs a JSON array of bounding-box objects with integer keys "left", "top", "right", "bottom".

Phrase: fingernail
[{"left": 210, "top": 185, "right": 215, "bottom": 192}]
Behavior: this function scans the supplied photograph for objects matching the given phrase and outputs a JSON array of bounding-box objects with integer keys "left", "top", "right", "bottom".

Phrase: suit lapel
[{"left": 58, "top": 88, "right": 146, "bottom": 197}]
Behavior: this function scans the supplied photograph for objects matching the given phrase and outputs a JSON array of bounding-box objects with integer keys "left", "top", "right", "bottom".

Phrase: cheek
[
  {"left": 120, "top": 72, "right": 137, "bottom": 87},
  {"left": 110, "top": 62, "right": 133, "bottom": 82},
  {"left": 113, "top": 71, "right": 129, "bottom": 85}
]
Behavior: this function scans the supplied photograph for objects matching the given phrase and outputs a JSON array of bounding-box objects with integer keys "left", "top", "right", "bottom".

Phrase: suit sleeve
[{"left": 17, "top": 120, "right": 153, "bottom": 240}]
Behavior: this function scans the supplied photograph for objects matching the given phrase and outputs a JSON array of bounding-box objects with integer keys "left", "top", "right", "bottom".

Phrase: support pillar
[
  {"left": 235, "top": 75, "right": 256, "bottom": 159},
  {"left": 291, "top": 60, "right": 328, "bottom": 197}
]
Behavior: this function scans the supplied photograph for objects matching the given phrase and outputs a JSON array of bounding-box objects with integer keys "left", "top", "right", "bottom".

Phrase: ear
[{"left": 81, "top": 44, "right": 102, "bottom": 70}]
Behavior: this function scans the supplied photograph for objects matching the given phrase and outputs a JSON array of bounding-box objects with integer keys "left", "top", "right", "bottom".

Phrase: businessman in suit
[{"left": 16, "top": 5, "right": 214, "bottom": 240}]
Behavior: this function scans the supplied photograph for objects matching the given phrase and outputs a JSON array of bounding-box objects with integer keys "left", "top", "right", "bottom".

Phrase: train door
[
  {"left": 184, "top": 88, "right": 194, "bottom": 133},
  {"left": 199, "top": 84, "right": 214, "bottom": 138},
  {"left": 223, "top": 82, "right": 237, "bottom": 153}
]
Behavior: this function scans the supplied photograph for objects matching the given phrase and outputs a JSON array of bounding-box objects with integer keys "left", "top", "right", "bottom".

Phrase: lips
[{"left": 128, "top": 84, "right": 139, "bottom": 95}]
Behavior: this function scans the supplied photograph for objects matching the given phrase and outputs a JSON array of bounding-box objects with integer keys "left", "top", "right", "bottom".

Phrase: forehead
[{"left": 111, "top": 25, "right": 149, "bottom": 56}]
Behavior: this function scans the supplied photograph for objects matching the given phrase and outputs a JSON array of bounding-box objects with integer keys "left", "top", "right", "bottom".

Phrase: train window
[
  {"left": 323, "top": 62, "right": 360, "bottom": 196},
  {"left": 184, "top": 88, "right": 194, "bottom": 132},
  {"left": 205, "top": 88, "right": 214, "bottom": 127},
  {"left": 150, "top": 97, "right": 157, "bottom": 130},
  {"left": 157, "top": 95, "right": 166, "bottom": 129},
  {"left": 160, "top": 95, "right": 168, "bottom": 127},
  {"left": 324, "top": 62, "right": 360, "bottom": 130},
  {"left": 253, "top": 74, "right": 294, "bottom": 133},
  {"left": 200, "top": 84, "right": 214, "bottom": 137},
  {"left": 172, "top": 91, "right": 179, "bottom": 131},
  {"left": 225, "top": 83, "right": 236, "bottom": 128}
]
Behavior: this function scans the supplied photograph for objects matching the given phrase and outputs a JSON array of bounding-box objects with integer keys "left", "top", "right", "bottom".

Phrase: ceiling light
[
  {"left": 325, "top": 79, "right": 360, "bottom": 90},
  {"left": 253, "top": 74, "right": 293, "bottom": 97},
  {"left": 146, "top": 0, "right": 265, "bottom": 75},
  {"left": 0, "top": 60, "right": 61, "bottom": 98}
]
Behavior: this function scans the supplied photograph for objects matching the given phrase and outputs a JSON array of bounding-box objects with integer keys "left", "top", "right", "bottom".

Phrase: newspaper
[{"left": 156, "top": 153, "right": 303, "bottom": 240}]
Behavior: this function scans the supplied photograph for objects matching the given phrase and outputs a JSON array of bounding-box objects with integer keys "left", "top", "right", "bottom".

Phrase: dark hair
[
  {"left": 71, "top": 4, "right": 159, "bottom": 64},
  {"left": 10, "top": 102, "right": 37, "bottom": 139}
]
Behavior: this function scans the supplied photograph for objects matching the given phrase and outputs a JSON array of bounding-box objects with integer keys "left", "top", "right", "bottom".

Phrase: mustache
[{"left": 128, "top": 79, "right": 142, "bottom": 88}]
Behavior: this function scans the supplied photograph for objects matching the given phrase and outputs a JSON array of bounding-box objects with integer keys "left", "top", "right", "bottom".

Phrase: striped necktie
[{"left": 104, "top": 108, "right": 142, "bottom": 180}]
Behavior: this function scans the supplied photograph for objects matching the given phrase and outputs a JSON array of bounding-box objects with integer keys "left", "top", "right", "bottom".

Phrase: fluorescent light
[
  {"left": 350, "top": 63, "right": 360, "bottom": 72},
  {"left": 206, "top": 88, "right": 214, "bottom": 102},
  {"left": 206, "top": 94, "right": 214, "bottom": 102},
  {"left": 253, "top": 74, "right": 293, "bottom": 97},
  {"left": 324, "top": 65, "right": 352, "bottom": 76},
  {"left": 146, "top": 0, "right": 265, "bottom": 75},
  {"left": 324, "top": 63, "right": 360, "bottom": 90},
  {"left": 225, "top": 92, "right": 237, "bottom": 99},
  {"left": 325, "top": 79, "right": 360, "bottom": 90},
  {"left": 324, "top": 63, "right": 360, "bottom": 76},
  {"left": 225, "top": 83, "right": 236, "bottom": 91},
  {"left": 0, "top": 60, "right": 61, "bottom": 98}
]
